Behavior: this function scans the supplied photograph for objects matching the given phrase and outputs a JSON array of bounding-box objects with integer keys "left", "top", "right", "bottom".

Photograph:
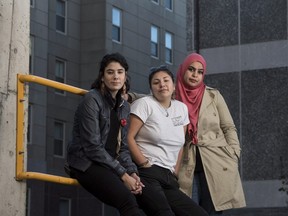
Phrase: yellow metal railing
[{"left": 16, "top": 74, "right": 88, "bottom": 185}]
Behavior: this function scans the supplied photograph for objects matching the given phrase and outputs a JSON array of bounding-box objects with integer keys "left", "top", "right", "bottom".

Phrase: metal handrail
[{"left": 16, "top": 74, "right": 88, "bottom": 185}]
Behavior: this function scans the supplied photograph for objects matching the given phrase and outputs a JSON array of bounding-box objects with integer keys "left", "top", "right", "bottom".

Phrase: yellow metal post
[
  {"left": 16, "top": 74, "right": 85, "bottom": 185},
  {"left": 17, "top": 172, "right": 79, "bottom": 185},
  {"left": 18, "top": 74, "right": 88, "bottom": 95},
  {"left": 16, "top": 74, "right": 25, "bottom": 180}
]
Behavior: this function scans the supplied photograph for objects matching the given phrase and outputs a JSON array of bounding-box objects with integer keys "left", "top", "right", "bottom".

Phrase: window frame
[
  {"left": 30, "top": 0, "right": 34, "bottom": 8},
  {"left": 164, "top": 0, "right": 173, "bottom": 11},
  {"left": 55, "top": 58, "right": 66, "bottom": 96},
  {"left": 151, "top": 0, "right": 159, "bottom": 5},
  {"left": 112, "top": 7, "right": 122, "bottom": 43},
  {"left": 27, "top": 104, "right": 33, "bottom": 144},
  {"left": 26, "top": 187, "right": 31, "bottom": 216},
  {"left": 59, "top": 197, "right": 71, "bottom": 216},
  {"left": 151, "top": 25, "right": 159, "bottom": 58},
  {"left": 29, "top": 35, "right": 34, "bottom": 74},
  {"left": 165, "top": 31, "right": 173, "bottom": 64},
  {"left": 56, "top": 0, "right": 67, "bottom": 34},
  {"left": 53, "top": 120, "right": 65, "bottom": 158}
]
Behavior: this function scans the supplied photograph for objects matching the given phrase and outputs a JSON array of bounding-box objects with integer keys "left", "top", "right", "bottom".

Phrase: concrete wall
[
  {"left": 0, "top": 0, "right": 30, "bottom": 215},
  {"left": 187, "top": 0, "right": 288, "bottom": 213}
]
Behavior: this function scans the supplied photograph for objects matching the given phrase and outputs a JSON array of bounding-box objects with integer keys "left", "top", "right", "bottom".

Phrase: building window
[
  {"left": 56, "top": 0, "right": 66, "bottom": 34},
  {"left": 151, "top": 0, "right": 159, "bottom": 4},
  {"left": 151, "top": 26, "right": 159, "bottom": 58},
  {"left": 29, "top": 35, "right": 34, "bottom": 74},
  {"left": 112, "top": 7, "right": 121, "bottom": 42},
  {"left": 165, "top": 32, "right": 173, "bottom": 63},
  {"left": 54, "top": 121, "right": 65, "bottom": 157},
  {"left": 27, "top": 104, "right": 32, "bottom": 144},
  {"left": 164, "top": 0, "right": 173, "bottom": 11},
  {"left": 55, "top": 58, "right": 66, "bottom": 95},
  {"left": 59, "top": 198, "right": 71, "bottom": 216}
]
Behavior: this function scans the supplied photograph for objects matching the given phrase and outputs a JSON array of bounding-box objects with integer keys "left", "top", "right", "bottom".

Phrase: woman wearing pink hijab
[{"left": 176, "top": 53, "right": 246, "bottom": 215}]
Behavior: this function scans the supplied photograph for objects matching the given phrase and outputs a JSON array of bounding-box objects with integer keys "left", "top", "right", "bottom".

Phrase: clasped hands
[{"left": 122, "top": 172, "right": 145, "bottom": 195}]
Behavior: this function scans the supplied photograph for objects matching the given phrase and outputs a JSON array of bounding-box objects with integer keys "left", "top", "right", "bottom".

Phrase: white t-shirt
[{"left": 130, "top": 95, "right": 189, "bottom": 172}]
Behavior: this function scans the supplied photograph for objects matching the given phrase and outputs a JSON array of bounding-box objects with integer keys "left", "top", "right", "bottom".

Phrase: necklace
[
  {"left": 162, "top": 107, "right": 169, "bottom": 117},
  {"left": 159, "top": 103, "right": 170, "bottom": 117},
  {"left": 153, "top": 96, "right": 171, "bottom": 117}
]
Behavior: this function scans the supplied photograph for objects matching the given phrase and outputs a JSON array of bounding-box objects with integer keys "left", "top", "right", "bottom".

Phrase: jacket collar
[
  {"left": 104, "top": 90, "right": 125, "bottom": 110},
  {"left": 199, "top": 87, "right": 216, "bottom": 118}
]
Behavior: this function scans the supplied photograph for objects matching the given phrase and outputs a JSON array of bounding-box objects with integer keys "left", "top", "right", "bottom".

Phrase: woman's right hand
[{"left": 121, "top": 173, "right": 142, "bottom": 195}]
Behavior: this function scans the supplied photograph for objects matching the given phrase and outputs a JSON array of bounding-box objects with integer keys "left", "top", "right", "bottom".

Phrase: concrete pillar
[{"left": 0, "top": 0, "right": 30, "bottom": 215}]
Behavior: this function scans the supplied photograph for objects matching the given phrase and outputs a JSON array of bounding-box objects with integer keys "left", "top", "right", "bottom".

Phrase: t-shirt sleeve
[
  {"left": 182, "top": 103, "right": 190, "bottom": 126},
  {"left": 130, "top": 97, "right": 151, "bottom": 123}
]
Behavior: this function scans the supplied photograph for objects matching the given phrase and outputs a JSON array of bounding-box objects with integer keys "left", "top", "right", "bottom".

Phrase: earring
[
  {"left": 101, "top": 81, "right": 105, "bottom": 94},
  {"left": 122, "top": 84, "right": 127, "bottom": 94}
]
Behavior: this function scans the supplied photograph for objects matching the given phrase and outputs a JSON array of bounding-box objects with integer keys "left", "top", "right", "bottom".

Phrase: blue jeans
[{"left": 192, "top": 172, "right": 223, "bottom": 215}]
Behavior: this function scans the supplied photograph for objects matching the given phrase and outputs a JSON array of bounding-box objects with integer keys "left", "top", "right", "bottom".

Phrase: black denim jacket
[{"left": 66, "top": 89, "right": 138, "bottom": 177}]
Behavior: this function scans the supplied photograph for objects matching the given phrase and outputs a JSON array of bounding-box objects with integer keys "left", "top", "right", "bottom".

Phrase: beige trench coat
[{"left": 178, "top": 87, "right": 246, "bottom": 211}]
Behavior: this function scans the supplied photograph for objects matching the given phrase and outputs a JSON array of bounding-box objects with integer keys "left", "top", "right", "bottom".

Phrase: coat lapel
[{"left": 199, "top": 87, "right": 215, "bottom": 118}]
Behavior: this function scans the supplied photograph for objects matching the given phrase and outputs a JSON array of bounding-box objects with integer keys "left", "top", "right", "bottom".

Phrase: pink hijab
[{"left": 175, "top": 53, "right": 207, "bottom": 144}]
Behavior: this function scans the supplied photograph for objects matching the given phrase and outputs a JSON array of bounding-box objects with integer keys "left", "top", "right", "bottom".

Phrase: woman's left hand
[{"left": 130, "top": 173, "right": 145, "bottom": 195}]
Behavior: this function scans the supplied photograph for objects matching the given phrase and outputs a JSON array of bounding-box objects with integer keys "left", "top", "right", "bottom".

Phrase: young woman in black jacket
[{"left": 66, "top": 53, "right": 143, "bottom": 216}]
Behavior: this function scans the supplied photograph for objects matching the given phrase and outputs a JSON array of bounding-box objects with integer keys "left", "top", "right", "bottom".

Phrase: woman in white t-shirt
[{"left": 127, "top": 66, "right": 208, "bottom": 216}]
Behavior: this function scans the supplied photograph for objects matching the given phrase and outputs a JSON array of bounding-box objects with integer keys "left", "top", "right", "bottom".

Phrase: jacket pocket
[{"left": 222, "top": 145, "right": 238, "bottom": 161}]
